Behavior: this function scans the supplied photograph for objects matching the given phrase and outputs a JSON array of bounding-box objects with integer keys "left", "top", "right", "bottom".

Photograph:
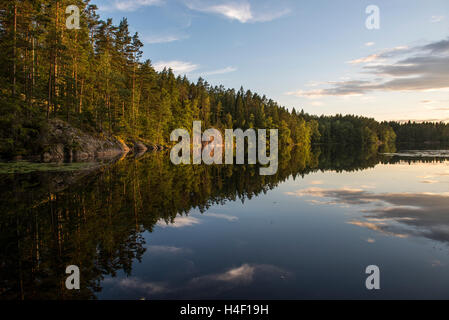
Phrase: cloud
[
  {"left": 199, "top": 66, "right": 237, "bottom": 76},
  {"left": 153, "top": 60, "right": 199, "bottom": 75},
  {"left": 185, "top": 1, "right": 289, "bottom": 23},
  {"left": 286, "top": 37, "right": 449, "bottom": 97},
  {"left": 156, "top": 215, "right": 201, "bottom": 228},
  {"left": 365, "top": 42, "right": 375, "bottom": 47},
  {"left": 348, "top": 46, "right": 410, "bottom": 65},
  {"left": 101, "top": 0, "right": 164, "bottom": 12},
  {"left": 431, "top": 16, "right": 445, "bottom": 23},
  {"left": 420, "top": 180, "right": 439, "bottom": 184},
  {"left": 144, "top": 34, "right": 188, "bottom": 44}
]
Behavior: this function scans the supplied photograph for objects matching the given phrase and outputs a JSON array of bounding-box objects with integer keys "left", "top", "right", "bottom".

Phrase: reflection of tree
[{"left": 0, "top": 145, "right": 440, "bottom": 299}]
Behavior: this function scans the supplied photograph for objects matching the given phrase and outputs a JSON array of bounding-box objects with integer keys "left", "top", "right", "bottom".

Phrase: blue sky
[{"left": 93, "top": 0, "right": 449, "bottom": 121}]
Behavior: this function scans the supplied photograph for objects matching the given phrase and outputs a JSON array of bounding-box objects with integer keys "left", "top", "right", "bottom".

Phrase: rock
[{"left": 40, "top": 119, "right": 128, "bottom": 162}]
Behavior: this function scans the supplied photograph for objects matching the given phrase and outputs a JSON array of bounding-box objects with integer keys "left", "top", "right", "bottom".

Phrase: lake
[{"left": 1, "top": 146, "right": 449, "bottom": 299}]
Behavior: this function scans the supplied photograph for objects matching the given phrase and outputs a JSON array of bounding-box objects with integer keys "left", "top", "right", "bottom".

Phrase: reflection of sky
[{"left": 100, "top": 160, "right": 449, "bottom": 299}]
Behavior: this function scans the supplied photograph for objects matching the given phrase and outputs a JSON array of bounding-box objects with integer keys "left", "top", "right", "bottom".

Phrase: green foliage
[
  {"left": 0, "top": 0, "right": 320, "bottom": 157},
  {"left": 0, "top": 0, "right": 440, "bottom": 159},
  {"left": 389, "top": 121, "right": 449, "bottom": 145},
  {"left": 302, "top": 113, "right": 398, "bottom": 147}
]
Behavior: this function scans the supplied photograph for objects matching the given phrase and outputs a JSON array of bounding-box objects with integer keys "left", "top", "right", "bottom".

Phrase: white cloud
[
  {"left": 348, "top": 46, "right": 409, "bottom": 65},
  {"left": 186, "top": 1, "right": 289, "bottom": 23},
  {"left": 144, "top": 34, "right": 188, "bottom": 44},
  {"left": 208, "top": 2, "right": 253, "bottom": 23},
  {"left": 153, "top": 60, "right": 199, "bottom": 74},
  {"left": 430, "top": 16, "right": 445, "bottom": 23},
  {"left": 365, "top": 42, "right": 375, "bottom": 47},
  {"left": 200, "top": 66, "right": 237, "bottom": 76},
  {"left": 102, "top": 0, "right": 164, "bottom": 12}
]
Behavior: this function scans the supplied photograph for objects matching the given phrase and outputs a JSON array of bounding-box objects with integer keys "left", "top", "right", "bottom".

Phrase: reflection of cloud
[
  {"left": 191, "top": 264, "right": 255, "bottom": 284},
  {"left": 202, "top": 212, "right": 239, "bottom": 222},
  {"left": 287, "top": 187, "right": 372, "bottom": 205},
  {"left": 147, "top": 245, "right": 191, "bottom": 254},
  {"left": 184, "top": 264, "right": 291, "bottom": 297},
  {"left": 287, "top": 187, "right": 449, "bottom": 245},
  {"left": 366, "top": 238, "right": 376, "bottom": 243},
  {"left": 118, "top": 277, "right": 169, "bottom": 294},
  {"left": 431, "top": 260, "right": 445, "bottom": 267},
  {"left": 157, "top": 216, "right": 201, "bottom": 228},
  {"left": 106, "top": 263, "right": 290, "bottom": 299},
  {"left": 420, "top": 180, "right": 439, "bottom": 184},
  {"left": 348, "top": 220, "right": 409, "bottom": 239}
]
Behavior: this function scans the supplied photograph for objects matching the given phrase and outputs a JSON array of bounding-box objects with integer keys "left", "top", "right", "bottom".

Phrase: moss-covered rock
[{"left": 40, "top": 119, "right": 130, "bottom": 162}]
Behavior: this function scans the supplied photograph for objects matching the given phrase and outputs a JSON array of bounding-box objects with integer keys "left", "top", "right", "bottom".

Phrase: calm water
[{"left": 1, "top": 146, "right": 449, "bottom": 299}]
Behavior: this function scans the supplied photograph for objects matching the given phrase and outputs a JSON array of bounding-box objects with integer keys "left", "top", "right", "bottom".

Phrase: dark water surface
[{"left": 1, "top": 146, "right": 449, "bottom": 299}]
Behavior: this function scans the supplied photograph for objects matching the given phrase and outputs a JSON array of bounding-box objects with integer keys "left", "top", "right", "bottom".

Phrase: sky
[{"left": 93, "top": 0, "right": 449, "bottom": 122}]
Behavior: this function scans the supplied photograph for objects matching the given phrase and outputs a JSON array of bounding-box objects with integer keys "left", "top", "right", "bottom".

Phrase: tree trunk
[{"left": 12, "top": 2, "right": 17, "bottom": 98}]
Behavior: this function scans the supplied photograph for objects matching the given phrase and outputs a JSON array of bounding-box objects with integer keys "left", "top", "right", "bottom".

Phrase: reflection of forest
[{"left": 0, "top": 144, "right": 447, "bottom": 299}]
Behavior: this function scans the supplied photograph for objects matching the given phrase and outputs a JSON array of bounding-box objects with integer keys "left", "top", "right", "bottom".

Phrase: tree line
[
  {"left": 388, "top": 121, "right": 449, "bottom": 145},
  {"left": 0, "top": 0, "right": 443, "bottom": 159}
]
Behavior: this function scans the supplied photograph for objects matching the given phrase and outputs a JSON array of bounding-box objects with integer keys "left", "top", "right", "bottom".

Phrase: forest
[{"left": 0, "top": 0, "right": 447, "bottom": 159}]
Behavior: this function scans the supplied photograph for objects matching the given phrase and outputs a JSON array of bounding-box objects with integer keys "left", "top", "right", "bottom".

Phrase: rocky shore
[{"left": 37, "top": 119, "right": 165, "bottom": 162}]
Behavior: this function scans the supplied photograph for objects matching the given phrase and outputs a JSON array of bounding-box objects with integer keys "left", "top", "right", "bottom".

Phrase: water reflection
[
  {"left": 1, "top": 145, "right": 448, "bottom": 299},
  {"left": 288, "top": 187, "right": 449, "bottom": 243}
]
